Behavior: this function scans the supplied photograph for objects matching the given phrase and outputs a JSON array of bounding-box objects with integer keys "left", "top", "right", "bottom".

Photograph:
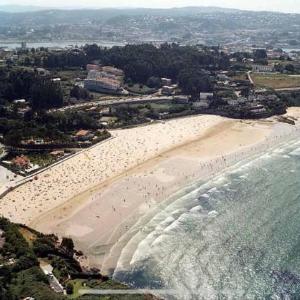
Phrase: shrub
[{"left": 66, "top": 282, "right": 74, "bottom": 295}]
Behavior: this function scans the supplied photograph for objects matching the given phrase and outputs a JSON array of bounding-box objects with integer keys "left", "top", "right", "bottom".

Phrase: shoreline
[
  {"left": 27, "top": 120, "right": 275, "bottom": 274},
  {"left": 1, "top": 110, "right": 300, "bottom": 275}
]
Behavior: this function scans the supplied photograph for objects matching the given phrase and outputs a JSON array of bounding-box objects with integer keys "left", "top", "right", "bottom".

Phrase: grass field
[{"left": 251, "top": 73, "right": 300, "bottom": 89}]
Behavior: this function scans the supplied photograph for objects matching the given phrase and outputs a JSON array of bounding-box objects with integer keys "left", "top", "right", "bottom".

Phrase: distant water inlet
[{"left": 112, "top": 138, "right": 300, "bottom": 299}]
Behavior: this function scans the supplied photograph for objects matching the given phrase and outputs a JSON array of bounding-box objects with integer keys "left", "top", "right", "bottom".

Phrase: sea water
[{"left": 113, "top": 137, "right": 300, "bottom": 299}]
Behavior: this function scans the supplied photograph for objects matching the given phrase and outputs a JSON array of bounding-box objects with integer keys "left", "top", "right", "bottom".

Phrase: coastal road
[
  {"left": 48, "top": 95, "right": 174, "bottom": 113},
  {"left": 40, "top": 263, "right": 64, "bottom": 294}
]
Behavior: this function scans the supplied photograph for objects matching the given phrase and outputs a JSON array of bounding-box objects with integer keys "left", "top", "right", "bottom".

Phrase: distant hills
[
  {"left": 0, "top": 6, "right": 298, "bottom": 27},
  {"left": 0, "top": 5, "right": 256, "bottom": 15},
  {"left": 0, "top": 6, "right": 299, "bottom": 47}
]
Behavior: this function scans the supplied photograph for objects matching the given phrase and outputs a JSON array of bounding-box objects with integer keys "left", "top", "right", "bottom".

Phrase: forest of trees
[
  {"left": 0, "top": 68, "right": 63, "bottom": 110},
  {"left": 0, "top": 44, "right": 231, "bottom": 111},
  {"left": 0, "top": 217, "right": 65, "bottom": 300},
  {"left": 26, "top": 43, "right": 229, "bottom": 92},
  {"left": 85, "top": 43, "right": 229, "bottom": 85}
]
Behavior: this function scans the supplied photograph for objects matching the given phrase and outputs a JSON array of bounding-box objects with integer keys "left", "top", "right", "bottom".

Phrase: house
[
  {"left": 75, "top": 130, "right": 94, "bottom": 142},
  {"left": 161, "top": 86, "right": 175, "bottom": 96},
  {"left": 50, "top": 150, "right": 65, "bottom": 158},
  {"left": 11, "top": 54, "right": 19, "bottom": 61},
  {"left": 200, "top": 92, "right": 214, "bottom": 101},
  {"left": 51, "top": 78, "right": 61, "bottom": 82},
  {"left": 13, "top": 99, "right": 27, "bottom": 105},
  {"left": 217, "top": 74, "right": 230, "bottom": 81},
  {"left": 192, "top": 101, "right": 210, "bottom": 109},
  {"left": 100, "top": 107, "right": 110, "bottom": 115},
  {"left": 0, "top": 48, "right": 13, "bottom": 59},
  {"left": 36, "top": 68, "right": 50, "bottom": 76},
  {"left": 161, "top": 78, "right": 172, "bottom": 86},
  {"left": 17, "top": 106, "right": 31, "bottom": 117},
  {"left": 12, "top": 155, "right": 30, "bottom": 170},
  {"left": 237, "top": 97, "right": 248, "bottom": 104},
  {"left": 249, "top": 104, "right": 267, "bottom": 116},
  {"left": 227, "top": 99, "right": 239, "bottom": 106}
]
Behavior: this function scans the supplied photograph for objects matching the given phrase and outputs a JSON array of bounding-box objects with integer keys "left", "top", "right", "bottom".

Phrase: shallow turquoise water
[{"left": 114, "top": 138, "right": 300, "bottom": 299}]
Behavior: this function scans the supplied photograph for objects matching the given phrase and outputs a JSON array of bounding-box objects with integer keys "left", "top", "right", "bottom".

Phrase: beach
[{"left": 1, "top": 110, "right": 300, "bottom": 274}]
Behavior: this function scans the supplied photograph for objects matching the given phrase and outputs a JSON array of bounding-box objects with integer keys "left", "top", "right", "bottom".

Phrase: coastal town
[
  {"left": 1, "top": 4, "right": 300, "bottom": 300},
  {"left": 0, "top": 40, "right": 300, "bottom": 298}
]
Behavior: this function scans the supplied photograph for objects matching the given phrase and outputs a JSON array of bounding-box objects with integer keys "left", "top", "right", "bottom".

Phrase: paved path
[
  {"left": 49, "top": 95, "right": 174, "bottom": 113},
  {"left": 275, "top": 87, "right": 300, "bottom": 92},
  {"left": 247, "top": 71, "right": 254, "bottom": 85}
]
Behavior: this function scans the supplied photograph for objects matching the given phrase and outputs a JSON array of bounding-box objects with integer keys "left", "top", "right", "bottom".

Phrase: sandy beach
[
  {"left": 0, "top": 114, "right": 225, "bottom": 224},
  {"left": 1, "top": 110, "right": 300, "bottom": 274}
]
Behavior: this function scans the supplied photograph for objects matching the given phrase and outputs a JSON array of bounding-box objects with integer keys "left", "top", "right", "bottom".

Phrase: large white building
[
  {"left": 84, "top": 69, "right": 124, "bottom": 94},
  {"left": 252, "top": 64, "right": 274, "bottom": 73}
]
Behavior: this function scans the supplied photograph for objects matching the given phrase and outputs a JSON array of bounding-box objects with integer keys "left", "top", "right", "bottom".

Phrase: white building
[
  {"left": 200, "top": 92, "right": 214, "bottom": 100},
  {"left": 84, "top": 70, "right": 124, "bottom": 94},
  {"left": 13, "top": 99, "right": 27, "bottom": 104},
  {"left": 227, "top": 99, "right": 239, "bottom": 106},
  {"left": 161, "top": 78, "right": 172, "bottom": 86},
  {"left": 193, "top": 100, "right": 210, "bottom": 109},
  {"left": 161, "top": 86, "right": 175, "bottom": 96},
  {"left": 252, "top": 64, "right": 274, "bottom": 73}
]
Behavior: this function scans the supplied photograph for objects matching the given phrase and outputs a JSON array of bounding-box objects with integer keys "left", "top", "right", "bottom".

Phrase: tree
[
  {"left": 33, "top": 236, "right": 56, "bottom": 257},
  {"left": 66, "top": 282, "right": 74, "bottom": 295},
  {"left": 147, "top": 76, "right": 161, "bottom": 88},
  {"left": 178, "top": 68, "right": 212, "bottom": 99},
  {"left": 60, "top": 238, "right": 74, "bottom": 258},
  {"left": 240, "top": 87, "right": 250, "bottom": 97},
  {"left": 13, "top": 253, "right": 38, "bottom": 272},
  {"left": 253, "top": 49, "right": 268, "bottom": 64},
  {"left": 24, "top": 57, "right": 32, "bottom": 66},
  {"left": 285, "top": 64, "right": 295, "bottom": 73},
  {"left": 254, "top": 49, "right": 267, "bottom": 60},
  {"left": 70, "top": 86, "right": 89, "bottom": 100},
  {"left": 31, "top": 79, "right": 63, "bottom": 110}
]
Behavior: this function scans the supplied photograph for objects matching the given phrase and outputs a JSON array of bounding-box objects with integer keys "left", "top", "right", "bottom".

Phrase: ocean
[{"left": 113, "top": 136, "right": 300, "bottom": 299}]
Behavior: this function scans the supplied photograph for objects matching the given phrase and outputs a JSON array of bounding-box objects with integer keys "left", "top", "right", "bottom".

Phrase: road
[
  {"left": 247, "top": 71, "right": 254, "bottom": 85},
  {"left": 49, "top": 95, "right": 174, "bottom": 113},
  {"left": 40, "top": 263, "right": 64, "bottom": 294},
  {"left": 275, "top": 87, "right": 300, "bottom": 92}
]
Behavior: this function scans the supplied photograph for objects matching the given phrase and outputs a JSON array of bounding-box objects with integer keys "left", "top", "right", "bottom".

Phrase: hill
[
  {"left": 0, "top": 7, "right": 299, "bottom": 47},
  {"left": 0, "top": 217, "right": 155, "bottom": 299}
]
